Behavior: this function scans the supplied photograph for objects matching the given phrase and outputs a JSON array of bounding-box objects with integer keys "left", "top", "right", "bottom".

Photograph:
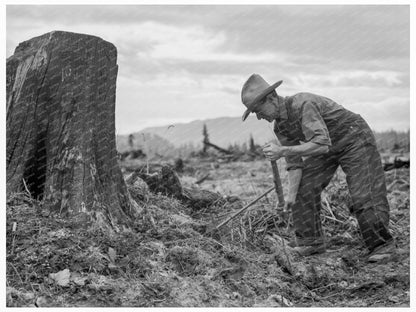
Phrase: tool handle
[
  {"left": 215, "top": 186, "right": 275, "bottom": 230},
  {"left": 271, "top": 160, "right": 285, "bottom": 208}
]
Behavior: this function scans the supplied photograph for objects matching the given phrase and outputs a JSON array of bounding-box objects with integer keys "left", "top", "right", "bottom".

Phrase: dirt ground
[{"left": 6, "top": 159, "right": 410, "bottom": 307}]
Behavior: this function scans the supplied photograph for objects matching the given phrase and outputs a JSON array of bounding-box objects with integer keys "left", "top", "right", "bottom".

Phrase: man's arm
[
  {"left": 263, "top": 141, "right": 329, "bottom": 161},
  {"left": 274, "top": 129, "right": 305, "bottom": 170},
  {"left": 281, "top": 141, "right": 329, "bottom": 157}
]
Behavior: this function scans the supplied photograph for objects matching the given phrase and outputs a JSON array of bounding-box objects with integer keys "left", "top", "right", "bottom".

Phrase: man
[{"left": 241, "top": 73, "right": 395, "bottom": 262}]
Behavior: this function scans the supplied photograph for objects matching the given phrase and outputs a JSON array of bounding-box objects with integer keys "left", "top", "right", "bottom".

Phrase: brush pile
[{"left": 6, "top": 162, "right": 410, "bottom": 307}]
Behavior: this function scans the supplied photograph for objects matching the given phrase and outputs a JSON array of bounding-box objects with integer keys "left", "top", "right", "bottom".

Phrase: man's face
[{"left": 253, "top": 92, "right": 278, "bottom": 122}]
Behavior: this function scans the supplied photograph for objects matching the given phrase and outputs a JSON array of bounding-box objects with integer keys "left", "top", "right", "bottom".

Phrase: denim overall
[{"left": 274, "top": 96, "right": 393, "bottom": 251}]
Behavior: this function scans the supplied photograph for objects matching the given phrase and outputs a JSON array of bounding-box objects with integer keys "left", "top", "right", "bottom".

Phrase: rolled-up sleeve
[
  {"left": 274, "top": 132, "right": 305, "bottom": 171},
  {"left": 301, "top": 102, "right": 332, "bottom": 146}
]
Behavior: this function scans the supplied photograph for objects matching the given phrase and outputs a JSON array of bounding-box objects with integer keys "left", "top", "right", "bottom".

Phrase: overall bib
[{"left": 275, "top": 97, "right": 392, "bottom": 251}]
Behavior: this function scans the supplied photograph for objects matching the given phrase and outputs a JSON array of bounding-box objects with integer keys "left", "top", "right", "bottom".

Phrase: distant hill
[
  {"left": 116, "top": 132, "right": 177, "bottom": 157},
  {"left": 117, "top": 116, "right": 277, "bottom": 151},
  {"left": 116, "top": 116, "right": 409, "bottom": 154}
]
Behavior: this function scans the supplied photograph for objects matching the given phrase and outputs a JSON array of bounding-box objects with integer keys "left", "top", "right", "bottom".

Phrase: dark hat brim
[{"left": 242, "top": 80, "right": 283, "bottom": 121}]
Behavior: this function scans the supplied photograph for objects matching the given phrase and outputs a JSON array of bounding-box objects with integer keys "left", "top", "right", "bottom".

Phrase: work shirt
[{"left": 274, "top": 92, "right": 374, "bottom": 170}]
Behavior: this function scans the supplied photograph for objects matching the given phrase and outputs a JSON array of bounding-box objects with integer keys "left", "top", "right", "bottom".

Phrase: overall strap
[
  {"left": 283, "top": 96, "right": 305, "bottom": 141},
  {"left": 284, "top": 96, "right": 295, "bottom": 122}
]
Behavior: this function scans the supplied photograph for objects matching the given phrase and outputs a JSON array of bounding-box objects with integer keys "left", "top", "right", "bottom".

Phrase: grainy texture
[
  {"left": 6, "top": 31, "right": 138, "bottom": 227},
  {"left": 5, "top": 161, "right": 409, "bottom": 307},
  {"left": 126, "top": 165, "right": 225, "bottom": 210}
]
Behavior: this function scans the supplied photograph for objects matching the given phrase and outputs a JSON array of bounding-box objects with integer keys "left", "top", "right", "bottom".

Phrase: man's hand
[{"left": 262, "top": 143, "right": 286, "bottom": 161}]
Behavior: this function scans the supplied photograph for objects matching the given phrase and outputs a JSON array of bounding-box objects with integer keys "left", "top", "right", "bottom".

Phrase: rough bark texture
[{"left": 6, "top": 31, "right": 139, "bottom": 228}]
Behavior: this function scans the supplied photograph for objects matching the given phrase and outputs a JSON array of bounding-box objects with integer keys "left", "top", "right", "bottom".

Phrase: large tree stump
[{"left": 6, "top": 31, "right": 139, "bottom": 228}]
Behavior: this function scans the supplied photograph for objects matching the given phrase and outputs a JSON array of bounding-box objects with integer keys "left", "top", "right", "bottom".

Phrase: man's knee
[
  {"left": 350, "top": 195, "right": 389, "bottom": 216},
  {"left": 354, "top": 204, "right": 390, "bottom": 226}
]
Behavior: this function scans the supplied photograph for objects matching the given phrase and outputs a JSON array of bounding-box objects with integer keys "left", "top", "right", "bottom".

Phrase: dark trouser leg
[
  {"left": 292, "top": 155, "right": 338, "bottom": 246},
  {"left": 339, "top": 142, "right": 392, "bottom": 251}
]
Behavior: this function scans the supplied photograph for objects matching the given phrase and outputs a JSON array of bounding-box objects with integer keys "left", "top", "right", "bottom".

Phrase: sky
[{"left": 6, "top": 4, "right": 410, "bottom": 134}]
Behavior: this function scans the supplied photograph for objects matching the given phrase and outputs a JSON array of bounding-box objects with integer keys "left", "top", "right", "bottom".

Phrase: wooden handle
[
  {"left": 271, "top": 160, "right": 285, "bottom": 208},
  {"left": 214, "top": 186, "right": 275, "bottom": 230}
]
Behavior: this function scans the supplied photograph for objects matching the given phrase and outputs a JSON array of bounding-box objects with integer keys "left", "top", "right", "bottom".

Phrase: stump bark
[{"left": 6, "top": 31, "right": 139, "bottom": 228}]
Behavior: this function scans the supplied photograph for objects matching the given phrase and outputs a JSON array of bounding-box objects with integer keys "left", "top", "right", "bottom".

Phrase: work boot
[
  {"left": 367, "top": 240, "right": 397, "bottom": 263},
  {"left": 292, "top": 244, "right": 326, "bottom": 257}
]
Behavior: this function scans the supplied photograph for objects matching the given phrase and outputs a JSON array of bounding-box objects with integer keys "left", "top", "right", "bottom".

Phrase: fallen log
[
  {"left": 383, "top": 157, "right": 410, "bottom": 171},
  {"left": 204, "top": 141, "right": 233, "bottom": 155}
]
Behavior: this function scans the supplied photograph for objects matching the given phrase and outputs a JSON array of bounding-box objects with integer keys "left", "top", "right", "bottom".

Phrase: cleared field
[{"left": 6, "top": 158, "right": 409, "bottom": 307}]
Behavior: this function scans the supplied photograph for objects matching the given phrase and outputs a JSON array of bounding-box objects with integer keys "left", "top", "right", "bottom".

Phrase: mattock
[
  {"left": 208, "top": 160, "right": 287, "bottom": 233},
  {"left": 270, "top": 160, "right": 292, "bottom": 272},
  {"left": 270, "top": 160, "right": 285, "bottom": 210}
]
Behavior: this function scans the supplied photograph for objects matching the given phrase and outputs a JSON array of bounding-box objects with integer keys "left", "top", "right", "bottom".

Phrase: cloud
[
  {"left": 8, "top": 5, "right": 409, "bottom": 61},
  {"left": 6, "top": 5, "right": 410, "bottom": 133},
  {"left": 115, "top": 73, "right": 244, "bottom": 134},
  {"left": 353, "top": 97, "right": 410, "bottom": 131},
  {"left": 290, "top": 70, "right": 404, "bottom": 89},
  {"left": 223, "top": 5, "right": 409, "bottom": 60},
  {"left": 131, "top": 21, "right": 286, "bottom": 64}
]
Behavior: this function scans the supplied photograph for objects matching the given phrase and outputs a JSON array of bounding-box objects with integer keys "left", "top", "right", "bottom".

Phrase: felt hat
[{"left": 241, "top": 74, "right": 283, "bottom": 121}]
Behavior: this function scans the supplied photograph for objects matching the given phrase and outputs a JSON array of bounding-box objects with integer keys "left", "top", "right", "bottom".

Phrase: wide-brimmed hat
[{"left": 241, "top": 74, "right": 283, "bottom": 121}]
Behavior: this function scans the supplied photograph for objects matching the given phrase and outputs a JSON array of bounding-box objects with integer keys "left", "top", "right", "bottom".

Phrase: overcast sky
[{"left": 6, "top": 5, "right": 410, "bottom": 134}]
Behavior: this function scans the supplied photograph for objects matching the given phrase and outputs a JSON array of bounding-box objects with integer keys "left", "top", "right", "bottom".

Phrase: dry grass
[{"left": 6, "top": 160, "right": 410, "bottom": 307}]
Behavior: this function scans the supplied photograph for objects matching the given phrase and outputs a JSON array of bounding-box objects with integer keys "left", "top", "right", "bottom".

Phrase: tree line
[{"left": 119, "top": 125, "right": 410, "bottom": 160}]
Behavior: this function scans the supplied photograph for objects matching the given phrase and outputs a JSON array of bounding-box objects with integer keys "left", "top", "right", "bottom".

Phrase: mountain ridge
[
  {"left": 116, "top": 116, "right": 277, "bottom": 151},
  {"left": 116, "top": 116, "right": 410, "bottom": 153}
]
